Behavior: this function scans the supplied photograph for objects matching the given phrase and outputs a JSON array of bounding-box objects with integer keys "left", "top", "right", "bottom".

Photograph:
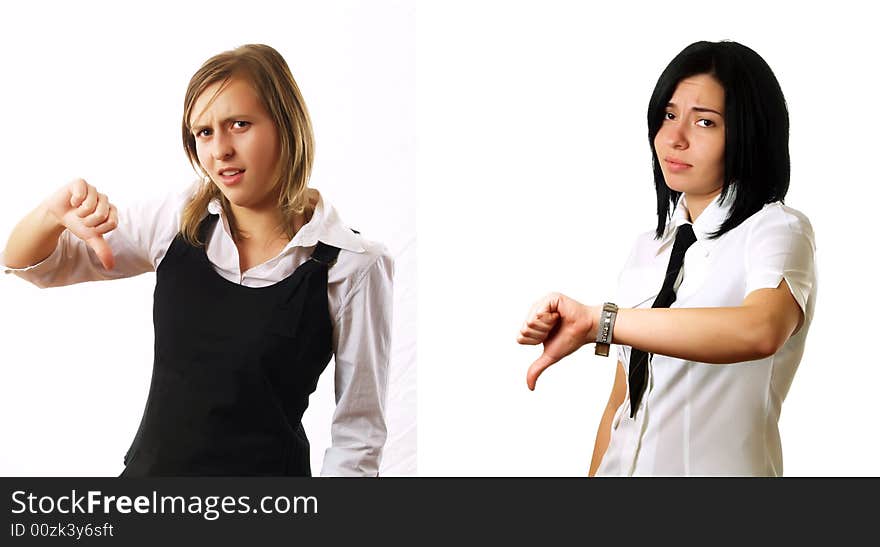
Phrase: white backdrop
[
  {"left": 0, "top": 0, "right": 415, "bottom": 476},
  {"left": 3, "top": 0, "right": 877, "bottom": 479},
  {"left": 417, "top": 0, "right": 879, "bottom": 476}
]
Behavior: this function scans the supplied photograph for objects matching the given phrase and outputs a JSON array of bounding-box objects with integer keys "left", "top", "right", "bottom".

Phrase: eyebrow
[
  {"left": 190, "top": 115, "right": 251, "bottom": 132},
  {"left": 666, "top": 102, "right": 723, "bottom": 116}
]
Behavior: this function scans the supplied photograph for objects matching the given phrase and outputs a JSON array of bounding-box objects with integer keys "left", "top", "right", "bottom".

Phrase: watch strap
[{"left": 594, "top": 302, "right": 619, "bottom": 357}]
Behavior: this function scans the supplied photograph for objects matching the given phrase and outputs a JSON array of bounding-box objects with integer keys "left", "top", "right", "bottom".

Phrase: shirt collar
[
  {"left": 207, "top": 188, "right": 365, "bottom": 254},
  {"left": 655, "top": 184, "right": 737, "bottom": 257}
]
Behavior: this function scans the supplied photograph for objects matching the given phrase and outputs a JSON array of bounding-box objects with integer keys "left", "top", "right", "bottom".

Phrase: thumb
[
  {"left": 526, "top": 352, "right": 559, "bottom": 391},
  {"left": 69, "top": 180, "right": 88, "bottom": 209},
  {"left": 86, "top": 235, "right": 115, "bottom": 270}
]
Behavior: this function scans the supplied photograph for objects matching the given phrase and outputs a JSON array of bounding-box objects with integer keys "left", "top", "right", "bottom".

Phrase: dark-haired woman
[{"left": 517, "top": 41, "right": 816, "bottom": 476}]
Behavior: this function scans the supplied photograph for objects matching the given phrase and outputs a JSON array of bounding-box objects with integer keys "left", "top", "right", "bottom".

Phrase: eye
[
  {"left": 696, "top": 119, "right": 715, "bottom": 128},
  {"left": 663, "top": 111, "right": 675, "bottom": 121},
  {"left": 232, "top": 120, "right": 250, "bottom": 129},
  {"left": 195, "top": 128, "right": 211, "bottom": 138}
]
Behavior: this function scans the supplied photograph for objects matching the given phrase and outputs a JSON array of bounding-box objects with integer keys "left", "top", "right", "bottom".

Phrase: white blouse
[
  {"left": 597, "top": 187, "right": 817, "bottom": 476},
  {"left": 1, "top": 181, "right": 394, "bottom": 476}
]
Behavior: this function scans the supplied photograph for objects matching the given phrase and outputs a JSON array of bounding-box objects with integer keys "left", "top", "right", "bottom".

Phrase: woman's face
[
  {"left": 653, "top": 73, "right": 726, "bottom": 197},
  {"left": 190, "top": 77, "right": 281, "bottom": 212}
]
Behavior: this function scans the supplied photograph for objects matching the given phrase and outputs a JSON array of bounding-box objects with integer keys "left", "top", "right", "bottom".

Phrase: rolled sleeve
[
  {"left": 1, "top": 188, "right": 189, "bottom": 288},
  {"left": 2, "top": 228, "right": 151, "bottom": 287},
  {"left": 320, "top": 251, "right": 394, "bottom": 476},
  {"left": 1, "top": 236, "right": 67, "bottom": 281}
]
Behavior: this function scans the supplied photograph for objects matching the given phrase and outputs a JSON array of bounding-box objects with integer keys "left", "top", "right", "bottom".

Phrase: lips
[
  {"left": 664, "top": 157, "right": 692, "bottom": 167},
  {"left": 217, "top": 168, "right": 245, "bottom": 186},
  {"left": 663, "top": 157, "right": 692, "bottom": 174}
]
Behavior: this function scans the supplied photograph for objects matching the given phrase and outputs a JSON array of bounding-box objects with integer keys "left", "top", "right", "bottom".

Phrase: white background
[
  {"left": 2, "top": 1, "right": 877, "bottom": 479},
  {"left": 417, "top": 1, "right": 879, "bottom": 475},
  {"left": 0, "top": 1, "right": 415, "bottom": 476}
]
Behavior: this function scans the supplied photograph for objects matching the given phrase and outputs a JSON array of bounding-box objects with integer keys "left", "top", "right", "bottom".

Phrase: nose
[
  {"left": 211, "top": 131, "right": 234, "bottom": 161},
  {"left": 664, "top": 121, "right": 688, "bottom": 150}
]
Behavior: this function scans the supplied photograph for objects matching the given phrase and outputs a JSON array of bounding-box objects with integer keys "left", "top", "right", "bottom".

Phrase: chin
[
  {"left": 665, "top": 184, "right": 690, "bottom": 195},
  {"left": 663, "top": 173, "right": 705, "bottom": 194},
  {"left": 225, "top": 194, "right": 258, "bottom": 209},
  {"left": 220, "top": 187, "right": 277, "bottom": 211},
  {"left": 213, "top": 186, "right": 246, "bottom": 207},
  {"left": 662, "top": 175, "right": 689, "bottom": 194},
  {"left": 664, "top": 180, "right": 724, "bottom": 198}
]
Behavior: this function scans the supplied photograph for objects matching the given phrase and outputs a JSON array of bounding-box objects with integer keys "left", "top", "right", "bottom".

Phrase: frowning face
[
  {"left": 190, "top": 77, "right": 281, "bottom": 213},
  {"left": 653, "top": 73, "right": 726, "bottom": 198}
]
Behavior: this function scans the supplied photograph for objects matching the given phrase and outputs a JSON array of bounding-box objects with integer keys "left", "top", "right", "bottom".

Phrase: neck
[
  {"left": 227, "top": 202, "right": 312, "bottom": 249},
  {"left": 684, "top": 186, "right": 723, "bottom": 223},
  {"left": 229, "top": 204, "right": 287, "bottom": 244}
]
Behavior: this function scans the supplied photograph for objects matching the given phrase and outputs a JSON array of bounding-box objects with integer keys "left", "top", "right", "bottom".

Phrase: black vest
[{"left": 120, "top": 214, "right": 339, "bottom": 476}]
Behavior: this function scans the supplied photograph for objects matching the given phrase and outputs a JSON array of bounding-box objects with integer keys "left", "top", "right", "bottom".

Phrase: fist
[
  {"left": 517, "top": 293, "right": 599, "bottom": 390},
  {"left": 44, "top": 178, "right": 118, "bottom": 270}
]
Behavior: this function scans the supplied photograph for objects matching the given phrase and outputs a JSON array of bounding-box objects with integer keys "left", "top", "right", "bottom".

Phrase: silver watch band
[{"left": 595, "top": 302, "right": 618, "bottom": 357}]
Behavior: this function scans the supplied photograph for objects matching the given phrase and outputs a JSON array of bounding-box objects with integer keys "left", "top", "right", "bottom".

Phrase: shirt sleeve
[
  {"left": 320, "top": 250, "right": 394, "bottom": 476},
  {"left": 1, "top": 188, "right": 190, "bottom": 288},
  {"left": 743, "top": 205, "right": 817, "bottom": 316}
]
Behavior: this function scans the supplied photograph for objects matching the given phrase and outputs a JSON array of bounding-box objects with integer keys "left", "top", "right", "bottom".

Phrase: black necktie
[{"left": 628, "top": 223, "right": 697, "bottom": 418}]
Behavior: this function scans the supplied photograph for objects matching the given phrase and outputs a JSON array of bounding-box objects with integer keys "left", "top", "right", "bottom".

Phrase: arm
[
  {"left": 588, "top": 360, "right": 627, "bottom": 477},
  {"left": 3, "top": 179, "right": 117, "bottom": 271},
  {"left": 518, "top": 279, "right": 803, "bottom": 389},
  {"left": 2, "top": 179, "right": 186, "bottom": 287},
  {"left": 602, "top": 280, "right": 803, "bottom": 364},
  {"left": 320, "top": 252, "right": 394, "bottom": 476}
]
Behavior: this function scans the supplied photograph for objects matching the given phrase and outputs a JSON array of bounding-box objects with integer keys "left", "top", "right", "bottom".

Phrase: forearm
[
  {"left": 3, "top": 203, "right": 65, "bottom": 269},
  {"left": 607, "top": 306, "right": 771, "bottom": 364}
]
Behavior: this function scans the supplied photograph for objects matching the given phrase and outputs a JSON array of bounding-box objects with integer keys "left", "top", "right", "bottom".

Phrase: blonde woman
[{"left": 2, "top": 44, "right": 392, "bottom": 477}]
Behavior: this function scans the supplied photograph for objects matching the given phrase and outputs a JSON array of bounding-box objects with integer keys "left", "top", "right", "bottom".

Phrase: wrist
[
  {"left": 38, "top": 202, "right": 66, "bottom": 235},
  {"left": 585, "top": 304, "right": 602, "bottom": 344}
]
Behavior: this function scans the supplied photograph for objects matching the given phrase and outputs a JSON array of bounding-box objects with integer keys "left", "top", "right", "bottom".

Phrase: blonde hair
[{"left": 180, "top": 44, "right": 314, "bottom": 245}]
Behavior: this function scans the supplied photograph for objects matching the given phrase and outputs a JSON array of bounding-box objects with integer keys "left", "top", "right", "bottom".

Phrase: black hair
[{"left": 647, "top": 40, "right": 790, "bottom": 239}]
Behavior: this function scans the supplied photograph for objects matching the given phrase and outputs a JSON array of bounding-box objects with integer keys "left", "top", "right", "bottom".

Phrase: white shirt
[
  {"left": 597, "top": 187, "right": 817, "bottom": 476},
  {"left": 1, "top": 181, "right": 393, "bottom": 477}
]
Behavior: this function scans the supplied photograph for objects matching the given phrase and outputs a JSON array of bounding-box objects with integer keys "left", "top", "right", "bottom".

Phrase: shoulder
[
  {"left": 313, "top": 192, "right": 394, "bottom": 289},
  {"left": 743, "top": 202, "right": 815, "bottom": 245},
  {"left": 747, "top": 201, "right": 813, "bottom": 229},
  {"left": 336, "top": 234, "right": 394, "bottom": 284},
  {"left": 740, "top": 203, "right": 817, "bottom": 285},
  {"left": 325, "top": 234, "right": 393, "bottom": 319}
]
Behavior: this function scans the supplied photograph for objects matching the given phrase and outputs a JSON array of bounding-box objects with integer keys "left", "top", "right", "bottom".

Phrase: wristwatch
[{"left": 594, "top": 302, "right": 619, "bottom": 357}]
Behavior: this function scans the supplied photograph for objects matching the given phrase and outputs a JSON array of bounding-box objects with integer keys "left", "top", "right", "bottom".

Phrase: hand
[
  {"left": 44, "top": 178, "right": 118, "bottom": 270},
  {"left": 517, "top": 292, "right": 599, "bottom": 390}
]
